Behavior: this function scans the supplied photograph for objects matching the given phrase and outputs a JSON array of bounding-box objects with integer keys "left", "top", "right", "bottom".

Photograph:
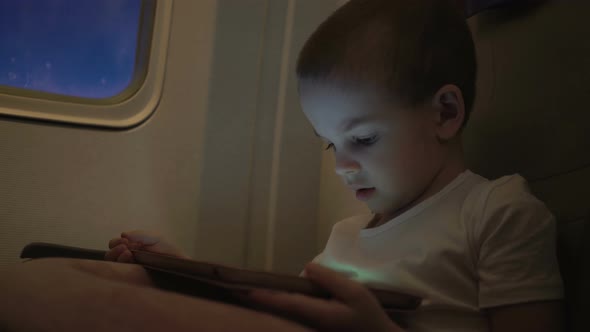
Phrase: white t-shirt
[{"left": 313, "top": 170, "right": 563, "bottom": 332}]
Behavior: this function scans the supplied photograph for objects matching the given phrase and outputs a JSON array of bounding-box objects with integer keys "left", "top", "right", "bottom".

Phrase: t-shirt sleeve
[{"left": 475, "top": 176, "right": 564, "bottom": 308}]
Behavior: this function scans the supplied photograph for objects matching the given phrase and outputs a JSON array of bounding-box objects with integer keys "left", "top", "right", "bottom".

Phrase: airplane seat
[{"left": 463, "top": 2, "right": 590, "bottom": 331}]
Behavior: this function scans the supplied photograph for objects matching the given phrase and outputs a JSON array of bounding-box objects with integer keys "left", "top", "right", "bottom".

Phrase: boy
[{"left": 107, "top": 0, "right": 564, "bottom": 330}]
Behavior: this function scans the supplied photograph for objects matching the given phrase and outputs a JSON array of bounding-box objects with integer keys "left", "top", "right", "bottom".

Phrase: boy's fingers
[
  {"left": 116, "top": 249, "right": 135, "bottom": 263},
  {"left": 304, "top": 263, "right": 374, "bottom": 306},
  {"left": 248, "top": 289, "right": 346, "bottom": 327},
  {"left": 108, "top": 237, "right": 127, "bottom": 249},
  {"left": 121, "top": 230, "right": 160, "bottom": 245},
  {"left": 104, "top": 244, "right": 127, "bottom": 261}
]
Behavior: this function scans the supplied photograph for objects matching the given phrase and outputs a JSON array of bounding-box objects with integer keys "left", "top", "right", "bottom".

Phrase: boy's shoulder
[
  {"left": 464, "top": 172, "right": 546, "bottom": 214},
  {"left": 464, "top": 172, "right": 555, "bottom": 240}
]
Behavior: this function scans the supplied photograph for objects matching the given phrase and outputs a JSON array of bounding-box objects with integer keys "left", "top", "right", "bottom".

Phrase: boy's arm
[
  {"left": 486, "top": 300, "right": 564, "bottom": 332},
  {"left": 474, "top": 178, "right": 564, "bottom": 331}
]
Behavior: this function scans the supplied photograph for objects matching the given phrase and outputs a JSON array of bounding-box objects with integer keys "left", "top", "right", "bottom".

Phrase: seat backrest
[
  {"left": 463, "top": 2, "right": 590, "bottom": 331},
  {"left": 556, "top": 216, "right": 589, "bottom": 332}
]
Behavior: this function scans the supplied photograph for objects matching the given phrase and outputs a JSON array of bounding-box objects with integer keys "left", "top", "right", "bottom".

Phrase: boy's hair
[{"left": 296, "top": 0, "right": 477, "bottom": 125}]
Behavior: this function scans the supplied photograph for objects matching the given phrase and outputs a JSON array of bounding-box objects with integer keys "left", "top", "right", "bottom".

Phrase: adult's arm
[{"left": 0, "top": 258, "right": 311, "bottom": 332}]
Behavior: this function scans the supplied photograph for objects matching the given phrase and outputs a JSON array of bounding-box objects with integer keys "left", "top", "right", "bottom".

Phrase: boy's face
[{"left": 300, "top": 81, "right": 445, "bottom": 218}]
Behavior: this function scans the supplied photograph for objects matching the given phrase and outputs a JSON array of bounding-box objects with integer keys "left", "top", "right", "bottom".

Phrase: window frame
[{"left": 0, "top": 0, "right": 173, "bottom": 129}]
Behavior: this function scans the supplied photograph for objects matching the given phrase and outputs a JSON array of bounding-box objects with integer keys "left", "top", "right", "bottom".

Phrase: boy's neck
[{"left": 369, "top": 146, "right": 466, "bottom": 228}]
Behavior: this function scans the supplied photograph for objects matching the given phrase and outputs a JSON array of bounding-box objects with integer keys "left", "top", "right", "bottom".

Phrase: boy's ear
[{"left": 431, "top": 84, "right": 465, "bottom": 142}]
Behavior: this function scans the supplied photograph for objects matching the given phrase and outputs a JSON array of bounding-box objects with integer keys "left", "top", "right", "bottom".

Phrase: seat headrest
[{"left": 463, "top": 2, "right": 590, "bottom": 222}]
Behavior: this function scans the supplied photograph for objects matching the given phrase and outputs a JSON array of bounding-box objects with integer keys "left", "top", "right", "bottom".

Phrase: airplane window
[{"left": 0, "top": 0, "right": 145, "bottom": 100}]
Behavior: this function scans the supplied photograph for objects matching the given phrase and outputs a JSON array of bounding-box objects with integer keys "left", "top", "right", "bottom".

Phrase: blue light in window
[{"left": 0, "top": 0, "right": 143, "bottom": 99}]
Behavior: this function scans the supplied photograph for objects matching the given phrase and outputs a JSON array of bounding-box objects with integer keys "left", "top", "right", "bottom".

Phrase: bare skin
[{"left": 0, "top": 258, "right": 311, "bottom": 332}]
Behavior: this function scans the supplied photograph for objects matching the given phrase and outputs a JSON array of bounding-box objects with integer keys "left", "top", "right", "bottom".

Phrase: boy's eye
[
  {"left": 354, "top": 135, "right": 378, "bottom": 146},
  {"left": 324, "top": 143, "right": 335, "bottom": 151}
]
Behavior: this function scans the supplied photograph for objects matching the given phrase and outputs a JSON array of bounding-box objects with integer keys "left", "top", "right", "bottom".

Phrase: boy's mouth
[{"left": 355, "top": 188, "right": 376, "bottom": 201}]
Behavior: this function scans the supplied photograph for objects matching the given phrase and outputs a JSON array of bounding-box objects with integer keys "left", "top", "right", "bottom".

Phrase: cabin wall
[
  {"left": 195, "top": 0, "right": 342, "bottom": 273},
  {"left": 0, "top": 1, "right": 217, "bottom": 269}
]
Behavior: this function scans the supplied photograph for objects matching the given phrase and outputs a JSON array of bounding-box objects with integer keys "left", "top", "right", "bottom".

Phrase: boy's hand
[
  {"left": 105, "top": 230, "right": 189, "bottom": 263},
  {"left": 247, "top": 263, "right": 405, "bottom": 332}
]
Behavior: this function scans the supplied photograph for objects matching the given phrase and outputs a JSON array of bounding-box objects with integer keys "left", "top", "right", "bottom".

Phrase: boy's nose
[{"left": 334, "top": 154, "right": 361, "bottom": 176}]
